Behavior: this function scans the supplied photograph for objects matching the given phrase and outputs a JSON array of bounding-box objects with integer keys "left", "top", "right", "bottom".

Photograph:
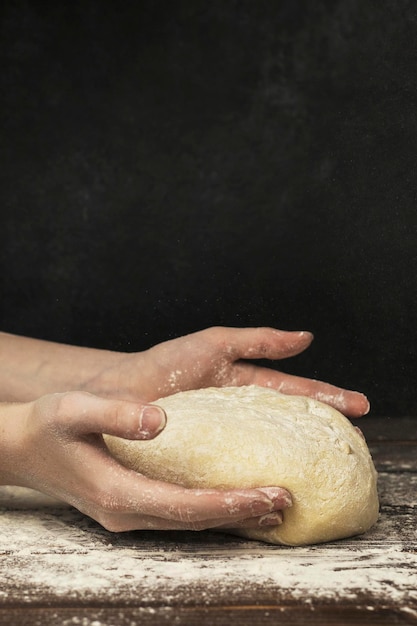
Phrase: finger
[
  {"left": 275, "top": 375, "right": 370, "bottom": 418},
  {"left": 109, "top": 473, "right": 292, "bottom": 522},
  {"left": 232, "top": 363, "right": 370, "bottom": 418},
  {"left": 102, "top": 480, "right": 289, "bottom": 529},
  {"left": 219, "top": 326, "right": 314, "bottom": 360},
  {"left": 76, "top": 444, "right": 292, "bottom": 527},
  {"left": 94, "top": 510, "right": 285, "bottom": 532},
  {"left": 50, "top": 391, "right": 166, "bottom": 440},
  {"left": 216, "top": 510, "right": 284, "bottom": 530}
]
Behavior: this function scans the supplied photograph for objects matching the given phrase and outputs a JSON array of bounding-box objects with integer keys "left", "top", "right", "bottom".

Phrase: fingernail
[
  {"left": 139, "top": 405, "right": 166, "bottom": 438},
  {"left": 258, "top": 511, "right": 283, "bottom": 527},
  {"left": 362, "top": 395, "right": 371, "bottom": 415},
  {"left": 351, "top": 392, "right": 370, "bottom": 417},
  {"left": 257, "top": 487, "right": 293, "bottom": 508}
]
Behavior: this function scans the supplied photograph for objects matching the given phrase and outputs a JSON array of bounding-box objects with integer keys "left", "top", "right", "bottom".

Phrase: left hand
[
  {"left": 98, "top": 327, "right": 369, "bottom": 419},
  {"left": 0, "top": 391, "right": 291, "bottom": 532}
]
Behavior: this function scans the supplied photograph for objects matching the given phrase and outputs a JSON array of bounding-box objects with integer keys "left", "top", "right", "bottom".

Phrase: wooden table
[{"left": 0, "top": 416, "right": 416, "bottom": 626}]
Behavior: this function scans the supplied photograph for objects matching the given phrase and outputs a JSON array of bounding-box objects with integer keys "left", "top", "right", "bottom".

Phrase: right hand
[{"left": 0, "top": 391, "right": 291, "bottom": 532}]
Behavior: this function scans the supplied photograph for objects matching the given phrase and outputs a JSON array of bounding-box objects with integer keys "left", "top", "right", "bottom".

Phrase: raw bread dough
[{"left": 104, "top": 385, "right": 379, "bottom": 546}]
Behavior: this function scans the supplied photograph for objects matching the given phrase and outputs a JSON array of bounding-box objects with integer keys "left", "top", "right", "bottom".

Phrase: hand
[
  {"left": 107, "top": 327, "right": 369, "bottom": 418},
  {"left": 0, "top": 326, "right": 370, "bottom": 418},
  {"left": 0, "top": 391, "right": 291, "bottom": 532}
]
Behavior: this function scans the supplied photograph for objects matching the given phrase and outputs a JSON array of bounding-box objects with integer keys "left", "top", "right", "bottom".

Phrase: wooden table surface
[{"left": 0, "top": 416, "right": 416, "bottom": 626}]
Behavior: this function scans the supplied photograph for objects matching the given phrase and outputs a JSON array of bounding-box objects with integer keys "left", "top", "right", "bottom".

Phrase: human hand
[
  {"left": 0, "top": 392, "right": 291, "bottom": 532},
  {"left": 0, "top": 327, "right": 369, "bottom": 419},
  {"left": 112, "top": 327, "right": 369, "bottom": 418}
]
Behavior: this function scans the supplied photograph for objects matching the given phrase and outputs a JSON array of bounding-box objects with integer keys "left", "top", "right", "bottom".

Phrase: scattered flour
[{"left": 0, "top": 486, "right": 416, "bottom": 607}]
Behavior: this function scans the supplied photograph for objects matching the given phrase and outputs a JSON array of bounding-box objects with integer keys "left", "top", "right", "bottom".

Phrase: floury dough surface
[{"left": 104, "top": 386, "right": 379, "bottom": 546}]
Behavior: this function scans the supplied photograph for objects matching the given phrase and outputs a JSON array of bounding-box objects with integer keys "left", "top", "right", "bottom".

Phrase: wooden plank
[
  {"left": 359, "top": 416, "right": 417, "bottom": 442},
  {"left": 0, "top": 605, "right": 416, "bottom": 626},
  {"left": 0, "top": 480, "right": 415, "bottom": 610},
  {"left": 369, "top": 443, "right": 417, "bottom": 471},
  {"left": 377, "top": 472, "right": 417, "bottom": 507}
]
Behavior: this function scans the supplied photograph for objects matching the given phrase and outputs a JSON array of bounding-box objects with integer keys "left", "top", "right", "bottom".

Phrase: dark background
[{"left": 1, "top": 0, "right": 417, "bottom": 415}]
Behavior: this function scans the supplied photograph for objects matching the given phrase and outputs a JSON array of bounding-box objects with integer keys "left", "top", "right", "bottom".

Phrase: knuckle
[
  {"left": 52, "top": 391, "right": 90, "bottom": 422},
  {"left": 171, "top": 505, "right": 216, "bottom": 531},
  {"left": 106, "top": 402, "right": 125, "bottom": 430},
  {"left": 96, "top": 515, "right": 126, "bottom": 533},
  {"left": 32, "top": 392, "right": 78, "bottom": 433},
  {"left": 86, "top": 484, "right": 132, "bottom": 532},
  {"left": 52, "top": 392, "right": 73, "bottom": 419},
  {"left": 256, "top": 341, "right": 269, "bottom": 357},
  {"left": 92, "top": 486, "right": 122, "bottom": 514},
  {"left": 106, "top": 400, "right": 136, "bottom": 434},
  {"left": 204, "top": 325, "right": 226, "bottom": 343}
]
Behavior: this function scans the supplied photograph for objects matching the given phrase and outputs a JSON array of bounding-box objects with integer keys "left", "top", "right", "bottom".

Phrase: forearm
[
  {"left": 0, "top": 332, "right": 131, "bottom": 401},
  {"left": 0, "top": 400, "right": 27, "bottom": 485}
]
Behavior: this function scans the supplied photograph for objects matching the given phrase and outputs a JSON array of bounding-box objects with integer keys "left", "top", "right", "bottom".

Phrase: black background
[{"left": 1, "top": 0, "right": 417, "bottom": 416}]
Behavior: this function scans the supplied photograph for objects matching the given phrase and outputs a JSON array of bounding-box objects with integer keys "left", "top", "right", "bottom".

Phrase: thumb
[{"left": 53, "top": 391, "right": 167, "bottom": 440}]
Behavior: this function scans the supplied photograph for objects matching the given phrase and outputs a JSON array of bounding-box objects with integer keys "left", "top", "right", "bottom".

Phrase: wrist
[
  {"left": 77, "top": 349, "right": 135, "bottom": 398},
  {"left": 80, "top": 348, "right": 167, "bottom": 402},
  {"left": 0, "top": 402, "right": 29, "bottom": 486},
  {"left": 0, "top": 332, "right": 131, "bottom": 400}
]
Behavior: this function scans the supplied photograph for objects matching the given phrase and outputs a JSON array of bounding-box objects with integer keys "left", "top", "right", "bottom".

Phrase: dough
[{"left": 104, "top": 385, "right": 379, "bottom": 545}]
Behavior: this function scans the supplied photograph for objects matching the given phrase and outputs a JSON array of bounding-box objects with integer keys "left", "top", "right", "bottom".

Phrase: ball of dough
[{"left": 104, "top": 386, "right": 379, "bottom": 545}]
